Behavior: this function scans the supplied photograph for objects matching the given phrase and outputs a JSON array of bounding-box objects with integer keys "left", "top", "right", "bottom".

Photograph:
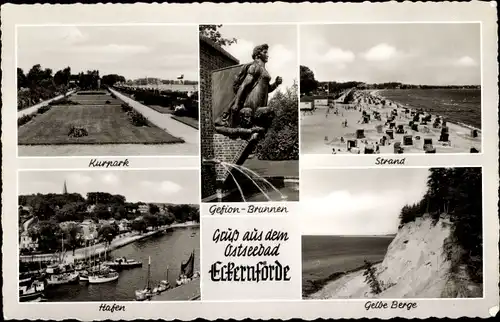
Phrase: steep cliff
[{"left": 308, "top": 216, "right": 482, "bottom": 299}]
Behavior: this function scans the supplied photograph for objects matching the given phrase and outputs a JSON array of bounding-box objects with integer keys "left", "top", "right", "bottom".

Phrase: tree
[
  {"left": 101, "top": 74, "right": 126, "bottom": 87},
  {"left": 149, "top": 204, "right": 160, "bottom": 215},
  {"left": 144, "top": 214, "right": 159, "bottom": 230},
  {"left": 98, "top": 224, "right": 118, "bottom": 248},
  {"left": 300, "top": 65, "right": 318, "bottom": 95},
  {"left": 30, "top": 220, "right": 62, "bottom": 252},
  {"left": 17, "top": 68, "right": 27, "bottom": 89},
  {"left": 256, "top": 84, "right": 299, "bottom": 160},
  {"left": 32, "top": 200, "right": 55, "bottom": 221},
  {"left": 63, "top": 223, "right": 82, "bottom": 256},
  {"left": 113, "top": 205, "right": 128, "bottom": 220},
  {"left": 130, "top": 218, "right": 147, "bottom": 234},
  {"left": 53, "top": 67, "right": 71, "bottom": 94},
  {"left": 199, "top": 25, "right": 237, "bottom": 46},
  {"left": 92, "top": 204, "right": 112, "bottom": 220}
]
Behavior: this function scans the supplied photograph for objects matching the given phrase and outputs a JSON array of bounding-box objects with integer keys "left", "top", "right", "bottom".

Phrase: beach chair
[
  {"left": 356, "top": 129, "right": 365, "bottom": 139},
  {"left": 393, "top": 142, "right": 404, "bottom": 154},
  {"left": 347, "top": 140, "right": 357, "bottom": 150},
  {"left": 385, "top": 129, "right": 394, "bottom": 140},
  {"left": 403, "top": 135, "right": 413, "bottom": 145}
]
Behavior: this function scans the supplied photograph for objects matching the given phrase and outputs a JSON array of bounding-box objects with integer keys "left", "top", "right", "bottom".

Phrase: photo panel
[
  {"left": 299, "top": 23, "right": 482, "bottom": 155},
  {"left": 199, "top": 24, "right": 299, "bottom": 203},
  {"left": 300, "top": 167, "right": 483, "bottom": 299},
  {"left": 17, "top": 25, "right": 199, "bottom": 157},
  {"left": 17, "top": 169, "right": 200, "bottom": 302}
]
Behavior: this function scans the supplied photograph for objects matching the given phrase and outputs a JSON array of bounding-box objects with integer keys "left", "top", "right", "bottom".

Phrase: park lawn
[
  {"left": 18, "top": 105, "right": 184, "bottom": 145},
  {"left": 171, "top": 115, "right": 199, "bottom": 130},
  {"left": 147, "top": 105, "right": 174, "bottom": 114}
]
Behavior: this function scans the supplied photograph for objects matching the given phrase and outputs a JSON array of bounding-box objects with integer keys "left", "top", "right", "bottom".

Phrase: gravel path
[{"left": 109, "top": 88, "right": 199, "bottom": 146}]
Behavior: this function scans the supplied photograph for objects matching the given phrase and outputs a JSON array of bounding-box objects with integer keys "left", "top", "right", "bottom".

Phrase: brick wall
[{"left": 200, "top": 36, "right": 239, "bottom": 199}]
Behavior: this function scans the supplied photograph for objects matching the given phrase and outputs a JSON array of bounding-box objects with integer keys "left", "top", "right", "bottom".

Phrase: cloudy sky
[
  {"left": 17, "top": 25, "right": 198, "bottom": 81},
  {"left": 18, "top": 170, "right": 199, "bottom": 204},
  {"left": 301, "top": 168, "right": 429, "bottom": 236},
  {"left": 219, "top": 24, "right": 298, "bottom": 92},
  {"left": 301, "top": 23, "right": 480, "bottom": 85}
]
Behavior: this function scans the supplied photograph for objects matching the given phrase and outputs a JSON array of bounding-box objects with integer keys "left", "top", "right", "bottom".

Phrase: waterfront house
[
  {"left": 80, "top": 219, "right": 98, "bottom": 241},
  {"left": 138, "top": 204, "right": 149, "bottom": 214},
  {"left": 118, "top": 219, "right": 130, "bottom": 232},
  {"left": 20, "top": 230, "right": 38, "bottom": 251}
]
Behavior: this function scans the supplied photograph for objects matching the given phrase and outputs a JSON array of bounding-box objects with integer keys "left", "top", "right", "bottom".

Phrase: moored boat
[
  {"left": 19, "top": 280, "right": 45, "bottom": 302},
  {"left": 176, "top": 250, "right": 197, "bottom": 286},
  {"left": 46, "top": 271, "right": 80, "bottom": 286},
  {"left": 102, "top": 257, "right": 142, "bottom": 269},
  {"left": 152, "top": 266, "right": 171, "bottom": 294},
  {"left": 135, "top": 256, "right": 153, "bottom": 301},
  {"left": 88, "top": 268, "right": 119, "bottom": 284}
]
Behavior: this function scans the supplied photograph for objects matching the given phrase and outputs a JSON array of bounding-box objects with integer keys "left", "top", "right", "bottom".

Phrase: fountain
[{"left": 202, "top": 158, "right": 288, "bottom": 202}]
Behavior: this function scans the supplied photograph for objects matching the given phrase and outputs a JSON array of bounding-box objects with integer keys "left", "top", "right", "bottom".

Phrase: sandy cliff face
[{"left": 309, "top": 216, "right": 480, "bottom": 299}]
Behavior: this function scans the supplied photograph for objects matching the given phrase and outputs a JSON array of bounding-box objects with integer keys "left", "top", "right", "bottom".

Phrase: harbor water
[{"left": 44, "top": 226, "right": 200, "bottom": 302}]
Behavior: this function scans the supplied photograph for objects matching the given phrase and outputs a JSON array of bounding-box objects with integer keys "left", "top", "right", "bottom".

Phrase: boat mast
[{"left": 146, "top": 256, "right": 151, "bottom": 290}]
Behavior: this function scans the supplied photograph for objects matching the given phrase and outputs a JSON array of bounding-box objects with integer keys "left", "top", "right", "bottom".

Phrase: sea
[
  {"left": 302, "top": 235, "right": 394, "bottom": 295},
  {"left": 43, "top": 226, "right": 199, "bottom": 302},
  {"left": 133, "top": 84, "right": 198, "bottom": 92},
  {"left": 379, "top": 89, "right": 481, "bottom": 129}
]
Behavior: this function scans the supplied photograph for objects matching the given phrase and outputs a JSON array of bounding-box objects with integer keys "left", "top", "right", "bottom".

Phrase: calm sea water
[
  {"left": 44, "top": 226, "right": 199, "bottom": 302},
  {"left": 302, "top": 235, "right": 394, "bottom": 290},
  {"left": 380, "top": 89, "right": 481, "bottom": 129},
  {"left": 134, "top": 84, "right": 198, "bottom": 92}
]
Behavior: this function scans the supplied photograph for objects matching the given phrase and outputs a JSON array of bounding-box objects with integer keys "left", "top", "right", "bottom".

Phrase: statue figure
[{"left": 215, "top": 43, "right": 282, "bottom": 138}]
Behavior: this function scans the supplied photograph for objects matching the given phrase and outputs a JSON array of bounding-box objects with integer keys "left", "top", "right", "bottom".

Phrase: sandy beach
[{"left": 301, "top": 89, "right": 481, "bottom": 154}]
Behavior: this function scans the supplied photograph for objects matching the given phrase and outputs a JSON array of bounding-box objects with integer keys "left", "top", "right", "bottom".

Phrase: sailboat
[
  {"left": 135, "top": 256, "right": 153, "bottom": 301},
  {"left": 88, "top": 242, "right": 119, "bottom": 284},
  {"left": 46, "top": 236, "right": 80, "bottom": 286},
  {"left": 176, "top": 249, "right": 198, "bottom": 286},
  {"left": 152, "top": 266, "right": 171, "bottom": 294}
]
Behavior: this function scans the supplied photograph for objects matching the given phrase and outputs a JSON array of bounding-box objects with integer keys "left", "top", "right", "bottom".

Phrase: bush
[
  {"left": 363, "top": 260, "right": 383, "bottom": 294},
  {"left": 105, "top": 100, "right": 111, "bottom": 104},
  {"left": 37, "top": 105, "right": 51, "bottom": 114},
  {"left": 68, "top": 124, "right": 89, "bottom": 138},
  {"left": 110, "top": 93, "right": 117, "bottom": 99},
  {"left": 256, "top": 86, "right": 299, "bottom": 160},
  {"left": 48, "top": 97, "right": 79, "bottom": 106},
  {"left": 18, "top": 114, "right": 34, "bottom": 127},
  {"left": 128, "top": 111, "right": 149, "bottom": 127},
  {"left": 121, "top": 103, "right": 132, "bottom": 112}
]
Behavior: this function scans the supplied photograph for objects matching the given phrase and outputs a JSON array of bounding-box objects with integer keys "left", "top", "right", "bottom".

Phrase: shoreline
[
  {"left": 19, "top": 222, "right": 200, "bottom": 264},
  {"left": 374, "top": 89, "right": 481, "bottom": 132},
  {"left": 303, "top": 260, "right": 382, "bottom": 298}
]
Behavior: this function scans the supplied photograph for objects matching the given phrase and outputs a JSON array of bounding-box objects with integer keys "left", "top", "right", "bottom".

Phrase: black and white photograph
[
  {"left": 199, "top": 24, "right": 299, "bottom": 202},
  {"left": 301, "top": 167, "right": 483, "bottom": 299},
  {"left": 300, "top": 23, "right": 482, "bottom": 155},
  {"left": 17, "top": 25, "right": 199, "bottom": 157},
  {"left": 18, "top": 170, "right": 200, "bottom": 302}
]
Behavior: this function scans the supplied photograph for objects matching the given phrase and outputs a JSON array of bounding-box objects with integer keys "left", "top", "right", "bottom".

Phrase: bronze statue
[{"left": 215, "top": 44, "right": 282, "bottom": 138}]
